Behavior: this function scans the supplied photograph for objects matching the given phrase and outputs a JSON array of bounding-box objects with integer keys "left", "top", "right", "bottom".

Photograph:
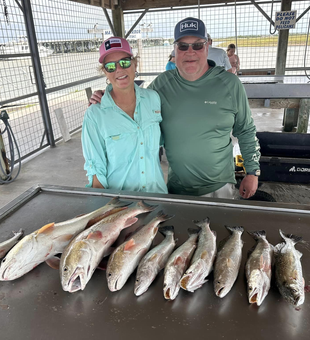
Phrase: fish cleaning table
[{"left": 0, "top": 185, "right": 309, "bottom": 340}]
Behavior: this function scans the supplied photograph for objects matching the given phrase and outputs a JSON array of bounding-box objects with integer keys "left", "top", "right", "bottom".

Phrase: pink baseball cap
[{"left": 99, "top": 37, "right": 133, "bottom": 64}]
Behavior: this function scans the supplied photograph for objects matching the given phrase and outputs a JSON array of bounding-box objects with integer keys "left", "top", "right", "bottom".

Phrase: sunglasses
[
  {"left": 104, "top": 57, "right": 133, "bottom": 73},
  {"left": 175, "top": 41, "right": 207, "bottom": 51}
]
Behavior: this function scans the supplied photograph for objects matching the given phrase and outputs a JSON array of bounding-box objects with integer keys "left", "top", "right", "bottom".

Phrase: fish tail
[
  {"left": 247, "top": 230, "right": 266, "bottom": 240},
  {"left": 13, "top": 229, "right": 24, "bottom": 237},
  {"left": 193, "top": 217, "right": 210, "bottom": 228},
  {"left": 187, "top": 227, "right": 201, "bottom": 236},
  {"left": 225, "top": 225, "right": 244, "bottom": 234},
  {"left": 107, "top": 196, "right": 131, "bottom": 207},
  {"left": 158, "top": 225, "right": 174, "bottom": 236},
  {"left": 136, "top": 200, "right": 158, "bottom": 212},
  {"left": 155, "top": 210, "right": 175, "bottom": 222},
  {"left": 279, "top": 229, "right": 303, "bottom": 245}
]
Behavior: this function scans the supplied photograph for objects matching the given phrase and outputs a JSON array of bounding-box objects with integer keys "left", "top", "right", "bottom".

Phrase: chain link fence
[{"left": 0, "top": 0, "right": 309, "bottom": 163}]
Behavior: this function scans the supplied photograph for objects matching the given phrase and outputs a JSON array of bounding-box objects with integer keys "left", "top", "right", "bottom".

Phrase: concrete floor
[{"left": 0, "top": 108, "right": 310, "bottom": 210}]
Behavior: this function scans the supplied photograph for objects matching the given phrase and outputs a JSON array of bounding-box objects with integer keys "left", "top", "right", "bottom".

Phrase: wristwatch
[{"left": 247, "top": 170, "right": 261, "bottom": 177}]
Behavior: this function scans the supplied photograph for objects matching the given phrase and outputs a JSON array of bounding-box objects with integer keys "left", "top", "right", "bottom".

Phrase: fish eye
[
  {"left": 163, "top": 283, "right": 167, "bottom": 288},
  {"left": 291, "top": 289, "right": 297, "bottom": 293},
  {"left": 63, "top": 267, "right": 68, "bottom": 272},
  {"left": 217, "top": 281, "right": 221, "bottom": 284},
  {"left": 136, "top": 279, "right": 139, "bottom": 282},
  {"left": 249, "top": 286, "right": 253, "bottom": 291},
  {"left": 108, "top": 273, "right": 112, "bottom": 277},
  {"left": 2, "top": 259, "right": 6, "bottom": 263}
]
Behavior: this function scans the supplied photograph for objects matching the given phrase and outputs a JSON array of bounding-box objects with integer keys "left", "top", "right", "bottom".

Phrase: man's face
[{"left": 175, "top": 36, "right": 209, "bottom": 82}]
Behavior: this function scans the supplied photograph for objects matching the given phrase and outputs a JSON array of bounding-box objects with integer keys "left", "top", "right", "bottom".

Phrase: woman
[
  {"left": 82, "top": 37, "right": 167, "bottom": 194},
  {"left": 227, "top": 44, "right": 240, "bottom": 75},
  {"left": 165, "top": 50, "right": 176, "bottom": 71}
]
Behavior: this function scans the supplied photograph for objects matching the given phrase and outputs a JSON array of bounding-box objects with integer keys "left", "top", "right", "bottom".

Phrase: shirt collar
[{"left": 100, "top": 82, "right": 142, "bottom": 109}]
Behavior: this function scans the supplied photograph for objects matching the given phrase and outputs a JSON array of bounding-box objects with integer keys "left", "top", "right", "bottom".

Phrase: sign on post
[{"left": 275, "top": 10, "right": 297, "bottom": 30}]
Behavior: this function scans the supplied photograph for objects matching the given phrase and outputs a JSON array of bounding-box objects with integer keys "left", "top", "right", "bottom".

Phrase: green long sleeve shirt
[{"left": 148, "top": 62, "right": 260, "bottom": 196}]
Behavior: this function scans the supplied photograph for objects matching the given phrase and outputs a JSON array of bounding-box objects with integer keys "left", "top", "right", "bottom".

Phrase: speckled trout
[
  {"left": 134, "top": 225, "right": 176, "bottom": 296},
  {"left": 163, "top": 228, "right": 200, "bottom": 300},
  {"left": 0, "top": 197, "right": 129, "bottom": 281},
  {"left": 180, "top": 217, "right": 216, "bottom": 292},
  {"left": 214, "top": 226, "right": 244, "bottom": 298},
  {"left": 0, "top": 229, "right": 24, "bottom": 259},
  {"left": 245, "top": 230, "right": 273, "bottom": 306},
  {"left": 274, "top": 230, "right": 305, "bottom": 307},
  {"left": 107, "top": 211, "right": 173, "bottom": 292},
  {"left": 60, "top": 200, "right": 157, "bottom": 293}
]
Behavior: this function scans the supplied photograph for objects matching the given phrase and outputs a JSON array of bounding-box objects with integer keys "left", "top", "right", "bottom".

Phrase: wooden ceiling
[{"left": 69, "top": 0, "right": 251, "bottom": 11}]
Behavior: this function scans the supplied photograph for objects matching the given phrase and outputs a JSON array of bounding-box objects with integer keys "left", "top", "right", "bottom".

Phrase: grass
[{"left": 215, "top": 34, "right": 310, "bottom": 48}]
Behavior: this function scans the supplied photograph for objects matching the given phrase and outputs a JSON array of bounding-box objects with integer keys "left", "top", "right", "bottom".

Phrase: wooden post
[
  {"left": 296, "top": 99, "right": 310, "bottom": 133},
  {"left": 112, "top": 7, "right": 125, "bottom": 37},
  {"left": 275, "top": 0, "right": 292, "bottom": 75}
]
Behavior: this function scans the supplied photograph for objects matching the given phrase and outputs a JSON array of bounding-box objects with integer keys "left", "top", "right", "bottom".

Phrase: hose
[{"left": 0, "top": 110, "right": 21, "bottom": 184}]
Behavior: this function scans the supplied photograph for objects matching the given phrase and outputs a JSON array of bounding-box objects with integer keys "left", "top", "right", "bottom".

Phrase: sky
[{"left": 0, "top": 0, "right": 309, "bottom": 44}]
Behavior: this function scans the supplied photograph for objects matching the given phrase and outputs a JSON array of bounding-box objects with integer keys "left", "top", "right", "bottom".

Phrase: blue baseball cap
[{"left": 174, "top": 17, "right": 207, "bottom": 42}]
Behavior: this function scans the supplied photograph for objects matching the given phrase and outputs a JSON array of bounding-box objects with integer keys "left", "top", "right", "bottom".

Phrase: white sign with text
[{"left": 275, "top": 10, "right": 297, "bottom": 30}]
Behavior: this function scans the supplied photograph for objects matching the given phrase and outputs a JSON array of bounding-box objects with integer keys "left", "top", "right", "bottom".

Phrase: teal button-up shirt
[{"left": 82, "top": 83, "right": 167, "bottom": 194}]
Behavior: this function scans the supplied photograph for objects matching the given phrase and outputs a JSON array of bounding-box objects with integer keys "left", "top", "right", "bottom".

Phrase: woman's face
[
  {"left": 227, "top": 48, "right": 235, "bottom": 56},
  {"left": 103, "top": 51, "right": 136, "bottom": 90}
]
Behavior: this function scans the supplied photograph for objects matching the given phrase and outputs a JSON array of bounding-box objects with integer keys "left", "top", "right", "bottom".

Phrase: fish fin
[
  {"left": 296, "top": 250, "right": 303, "bottom": 258},
  {"left": 12, "top": 229, "right": 24, "bottom": 238},
  {"left": 45, "top": 256, "right": 60, "bottom": 270},
  {"left": 212, "top": 230, "right": 217, "bottom": 237},
  {"left": 136, "top": 200, "right": 157, "bottom": 212},
  {"left": 124, "top": 217, "right": 139, "bottom": 228},
  {"left": 107, "top": 196, "right": 131, "bottom": 207},
  {"left": 247, "top": 230, "right": 266, "bottom": 240},
  {"left": 225, "top": 225, "right": 244, "bottom": 234},
  {"left": 153, "top": 227, "right": 159, "bottom": 236},
  {"left": 201, "top": 250, "right": 208, "bottom": 260},
  {"left": 58, "top": 234, "right": 75, "bottom": 242},
  {"left": 87, "top": 231, "right": 103, "bottom": 240},
  {"left": 155, "top": 210, "right": 175, "bottom": 222},
  {"left": 174, "top": 256, "right": 184, "bottom": 266},
  {"left": 279, "top": 230, "right": 303, "bottom": 245},
  {"left": 158, "top": 225, "right": 174, "bottom": 236},
  {"left": 193, "top": 217, "right": 210, "bottom": 228},
  {"left": 86, "top": 207, "right": 128, "bottom": 228},
  {"left": 187, "top": 227, "right": 201, "bottom": 236},
  {"left": 37, "top": 222, "right": 55, "bottom": 235},
  {"left": 227, "top": 258, "right": 233, "bottom": 268},
  {"left": 124, "top": 238, "right": 136, "bottom": 251},
  {"left": 274, "top": 242, "right": 285, "bottom": 255}
]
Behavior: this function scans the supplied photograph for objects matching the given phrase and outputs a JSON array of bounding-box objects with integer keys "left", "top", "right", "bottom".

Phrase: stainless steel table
[{"left": 0, "top": 185, "right": 309, "bottom": 340}]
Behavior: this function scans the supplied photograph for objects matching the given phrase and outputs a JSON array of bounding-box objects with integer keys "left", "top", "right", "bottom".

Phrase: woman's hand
[{"left": 88, "top": 90, "right": 105, "bottom": 106}]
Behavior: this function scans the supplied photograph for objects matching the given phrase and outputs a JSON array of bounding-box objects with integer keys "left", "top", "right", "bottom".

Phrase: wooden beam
[
  {"left": 68, "top": 0, "right": 113, "bottom": 9},
  {"left": 248, "top": 98, "right": 300, "bottom": 109},
  {"left": 112, "top": 7, "right": 125, "bottom": 37}
]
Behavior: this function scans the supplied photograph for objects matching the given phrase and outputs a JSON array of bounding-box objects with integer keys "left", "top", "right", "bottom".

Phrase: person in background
[
  {"left": 166, "top": 50, "right": 176, "bottom": 70},
  {"left": 89, "top": 18, "right": 260, "bottom": 200},
  {"left": 82, "top": 36, "right": 167, "bottom": 194},
  {"left": 207, "top": 33, "right": 232, "bottom": 72},
  {"left": 227, "top": 43, "right": 240, "bottom": 75}
]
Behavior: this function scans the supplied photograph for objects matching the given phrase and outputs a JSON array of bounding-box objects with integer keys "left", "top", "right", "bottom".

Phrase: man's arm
[{"left": 89, "top": 90, "right": 104, "bottom": 105}]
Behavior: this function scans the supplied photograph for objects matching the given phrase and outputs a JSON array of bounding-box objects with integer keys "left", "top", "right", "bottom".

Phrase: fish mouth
[
  {"left": 65, "top": 267, "right": 89, "bottom": 293},
  {"left": 180, "top": 269, "right": 208, "bottom": 292},
  {"left": 0, "top": 266, "right": 9, "bottom": 281},
  {"left": 134, "top": 284, "right": 146, "bottom": 297},
  {"left": 163, "top": 283, "right": 180, "bottom": 300},
  {"left": 215, "top": 285, "right": 228, "bottom": 298}
]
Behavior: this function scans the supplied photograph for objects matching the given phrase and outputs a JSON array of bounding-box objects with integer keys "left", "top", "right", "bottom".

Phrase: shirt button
[
  {"left": 140, "top": 142, "right": 143, "bottom": 145},
  {"left": 137, "top": 127, "right": 140, "bottom": 129},
  {"left": 142, "top": 171, "right": 144, "bottom": 174},
  {"left": 142, "top": 186, "right": 145, "bottom": 188},
  {"left": 140, "top": 156, "right": 143, "bottom": 159}
]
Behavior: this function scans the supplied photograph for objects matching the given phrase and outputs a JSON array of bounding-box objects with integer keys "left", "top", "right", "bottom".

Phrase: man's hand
[
  {"left": 88, "top": 90, "right": 104, "bottom": 106},
  {"left": 239, "top": 175, "right": 258, "bottom": 199}
]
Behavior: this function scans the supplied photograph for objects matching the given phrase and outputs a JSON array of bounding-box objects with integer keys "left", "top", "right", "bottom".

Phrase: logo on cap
[
  {"left": 105, "top": 38, "right": 122, "bottom": 51},
  {"left": 180, "top": 20, "right": 198, "bottom": 32}
]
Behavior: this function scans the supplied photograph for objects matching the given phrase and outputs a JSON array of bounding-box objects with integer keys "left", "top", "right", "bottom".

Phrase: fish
[
  {"left": 245, "top": 230, "right": 273, "bottom": 306},
  {"left": 0, "top": 197, "right": 129, "bottom": 281},
  {"left": 163, "top": 228, "right": 200, "bottom": 300},
  {"left": 60, "top": 200, "right": 157, "bottom": 293},
  {"left": 180, "top": 217, "right": 216, "bottom": 292},
  {"left": 134, "top": 225, "right": 176, "bottom": 296},
  {"left": 0, "top": 229, "right": 24, "bottom": 259},
  {"left": 274, "top": 230, "right": 305, "bottom": 307},
  {"left": 213, "top": 226, "right": 244, "bottom": 298},
  {"left": 107, "top": 210, "right": 173, "bottom": 292}
]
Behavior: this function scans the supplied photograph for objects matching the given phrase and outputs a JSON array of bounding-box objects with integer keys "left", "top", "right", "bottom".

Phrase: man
[
  {"left": 90, "top": 17, "right": 260, "bottom": 199},
  {"left": 207, "top": 33, "right": 232, "bottom": 72}
]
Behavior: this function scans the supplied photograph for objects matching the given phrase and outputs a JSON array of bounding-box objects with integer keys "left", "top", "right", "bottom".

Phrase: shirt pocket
[{"left": 105, "top": 132, "right": 134, "bottom": 165}]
